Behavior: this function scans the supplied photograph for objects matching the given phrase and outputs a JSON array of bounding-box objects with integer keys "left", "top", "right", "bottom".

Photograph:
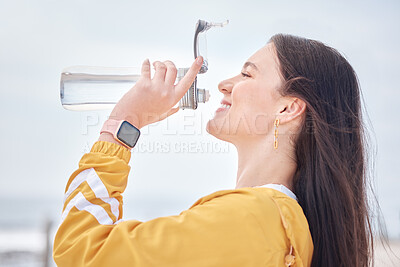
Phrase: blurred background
[{"left": 0, "top": 0, "right": 399, "bottom": 266}]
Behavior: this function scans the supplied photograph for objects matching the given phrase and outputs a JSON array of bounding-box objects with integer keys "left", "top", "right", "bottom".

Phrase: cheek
[
  {"left": 232, "top": 83, "right": 274, "bottom": 115},
  {"left": 231, "top": 83, "right": 279, "bottom": 134},
  {"left": 231, "top": 83, "right": 258, "bottom": 110}
]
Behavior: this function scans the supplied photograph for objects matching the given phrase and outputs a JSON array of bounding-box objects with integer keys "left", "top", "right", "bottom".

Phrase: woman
[{"left": 53, "top": 34, "right": 373, "bottom": 266}]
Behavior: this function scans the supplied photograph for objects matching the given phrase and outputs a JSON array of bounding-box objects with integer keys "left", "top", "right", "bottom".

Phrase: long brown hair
[{"left": 270, "top": 34, "right": 374, "bottom": 267}]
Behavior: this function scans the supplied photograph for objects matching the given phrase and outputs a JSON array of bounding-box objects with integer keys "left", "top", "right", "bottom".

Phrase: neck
[{"left": 234, "top": 135, "right": 297, "bottom": 191}]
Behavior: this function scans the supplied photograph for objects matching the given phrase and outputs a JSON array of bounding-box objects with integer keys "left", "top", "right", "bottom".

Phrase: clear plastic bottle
[
  {"left": 60, "top": 66, "right": 210, "bottom": 111},
  {"left": 60, "top": 19, "right": 228, "bottom": 111}
]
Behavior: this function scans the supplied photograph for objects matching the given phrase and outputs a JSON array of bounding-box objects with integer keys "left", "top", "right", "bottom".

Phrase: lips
[
  {"left": 220, "top": 99, "right": 231, "bottom": 106},
  {"left": 215, "top": 100, "right": 231, "bottom": 113},
  {"left": 220, "top": 103, "right": 231, "bottom": 109}
]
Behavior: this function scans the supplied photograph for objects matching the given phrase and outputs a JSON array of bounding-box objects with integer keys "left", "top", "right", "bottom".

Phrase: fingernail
[{"left": 196, "top": 56, "right": 203, "bottom": 66}]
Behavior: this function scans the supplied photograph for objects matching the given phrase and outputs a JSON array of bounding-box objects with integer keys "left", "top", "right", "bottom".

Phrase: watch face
[{"left": 117, "top": 121, "right": 140, "bottom": 148}]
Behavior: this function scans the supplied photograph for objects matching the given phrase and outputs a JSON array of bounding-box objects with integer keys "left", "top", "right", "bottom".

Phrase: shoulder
[
  {"left": 187, "top": 187, "right": 313, "bottom": 263},
  {"left": 189, "top": 187, "right": 303, "bottom": 217},
  {"left": 187, "top": 187, "right": 298, "bottom": 235},
  {"left": 254, "top": 187, "right": 312, "bottom": 239},
  {"left": 189, "top": 187, "right": 281, "bottom": 215}
]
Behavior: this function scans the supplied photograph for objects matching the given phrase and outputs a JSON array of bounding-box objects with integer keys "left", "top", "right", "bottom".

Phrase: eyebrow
[{"left": 242, "top": 61, "right": 259, "bottom": 72}]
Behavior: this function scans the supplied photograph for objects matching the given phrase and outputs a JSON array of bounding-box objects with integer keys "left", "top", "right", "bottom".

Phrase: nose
[{"left": 218, "top": 77, "right": 235, "bottom": 94}]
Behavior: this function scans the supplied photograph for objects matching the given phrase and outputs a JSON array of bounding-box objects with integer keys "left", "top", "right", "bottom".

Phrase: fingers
[
  {"left": 164, "top": 60, "right": 178, "bottom": 85},
  {"left": 175, "top": 56, "right": 203, "bottom": 98},
  {"left": 153, "top": 61, "right": 167, "bottom": 81},
  {"left": 141, "top": 59, "right": 151, "bottom": 79},
  {"left": 153, "top": 60, "right": 177, "bottom": 86}
]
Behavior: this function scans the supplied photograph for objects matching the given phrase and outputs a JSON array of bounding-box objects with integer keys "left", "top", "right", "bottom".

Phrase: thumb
[{"left": 175, "top": 56, "right": 203, "bottom": 98}]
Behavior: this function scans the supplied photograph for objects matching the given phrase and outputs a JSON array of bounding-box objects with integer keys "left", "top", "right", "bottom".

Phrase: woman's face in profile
[{"left": 206, "top": 43, "right": 285, "bottom": 143}]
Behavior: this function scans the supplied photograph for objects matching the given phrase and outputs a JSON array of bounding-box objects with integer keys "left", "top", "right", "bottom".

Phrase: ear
[{"left": 278, "top": 98, "right": 306, "bottom": 124}]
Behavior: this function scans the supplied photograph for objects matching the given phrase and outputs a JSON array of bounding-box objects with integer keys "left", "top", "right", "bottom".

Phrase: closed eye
[{"left": 241, "top": 72, "right": 251, "bottom": 78}]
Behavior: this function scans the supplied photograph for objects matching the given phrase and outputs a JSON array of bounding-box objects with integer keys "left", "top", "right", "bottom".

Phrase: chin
[{"left": 206, "top": 118, "right": 232, "bottom": 143}]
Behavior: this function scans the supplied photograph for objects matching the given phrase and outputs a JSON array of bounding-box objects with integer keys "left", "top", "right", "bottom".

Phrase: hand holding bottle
[{"left": 108, "top": 57, "right": 203, "bottom": 129}]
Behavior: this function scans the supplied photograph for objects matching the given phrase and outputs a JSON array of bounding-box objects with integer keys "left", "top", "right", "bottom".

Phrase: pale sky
[{"left": 0, "top": 0, "right": 399, "bottom": 238}]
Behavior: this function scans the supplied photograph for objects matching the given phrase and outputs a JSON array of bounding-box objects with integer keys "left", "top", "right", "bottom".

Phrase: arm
[{"left": 53, "top": 141, "right": 274, "bottom": 267}]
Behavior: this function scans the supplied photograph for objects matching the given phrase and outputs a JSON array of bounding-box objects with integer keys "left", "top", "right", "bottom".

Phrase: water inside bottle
[{"left": 60, "top": 66, "right": 140, "bottom": 111}]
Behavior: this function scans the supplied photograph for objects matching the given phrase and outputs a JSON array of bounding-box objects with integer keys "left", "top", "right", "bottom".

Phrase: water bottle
[
  {"left": 60, "top": 19, "right": 228, "bottom": 111},
  {"left": 60, "top": 66, "right": 210, "bottom": 111}
]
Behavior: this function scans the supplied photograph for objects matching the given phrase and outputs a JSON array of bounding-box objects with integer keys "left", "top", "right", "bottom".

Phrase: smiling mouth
[{"left": 216, "top": 103, "right": 231, "bottom": 113}]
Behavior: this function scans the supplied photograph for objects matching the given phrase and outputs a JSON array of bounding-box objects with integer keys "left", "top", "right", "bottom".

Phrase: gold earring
[{"left": 274, "top": 118, "right": 280, "bottom": 149}]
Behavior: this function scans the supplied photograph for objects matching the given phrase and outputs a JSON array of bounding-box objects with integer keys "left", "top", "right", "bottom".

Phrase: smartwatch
[{"left": 100, "top": 119, "right": 140, "bottom": 149}]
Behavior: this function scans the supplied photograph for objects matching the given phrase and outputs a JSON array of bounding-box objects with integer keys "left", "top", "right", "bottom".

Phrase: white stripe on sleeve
[
  {"left": 64, "top": 168, "right": 91, "bottom": 202},
  {"left": 61, "top": 192, "right": 113, "bottom": 225},
  {"left": 62, "top": 168, "right": 121, "bottom": 224},
  {"left": 86, "top": 168, "right": 120, "bottom": 220}
]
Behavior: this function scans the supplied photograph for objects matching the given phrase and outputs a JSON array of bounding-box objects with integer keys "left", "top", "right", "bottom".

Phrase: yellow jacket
[{"left": 53, "top": 141, "right": 313, "bottom": 266}]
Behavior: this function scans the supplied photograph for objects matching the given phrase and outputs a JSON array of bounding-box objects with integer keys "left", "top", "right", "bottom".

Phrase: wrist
[
  {"left": 109, "top": 107, "right": 142, "bottom": 129},
  {"left": 100, "top": 119, "right": 141, "bottom": 150},
  {"left": 98, "top": 132, "right": 125, "bottom": 147}
]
